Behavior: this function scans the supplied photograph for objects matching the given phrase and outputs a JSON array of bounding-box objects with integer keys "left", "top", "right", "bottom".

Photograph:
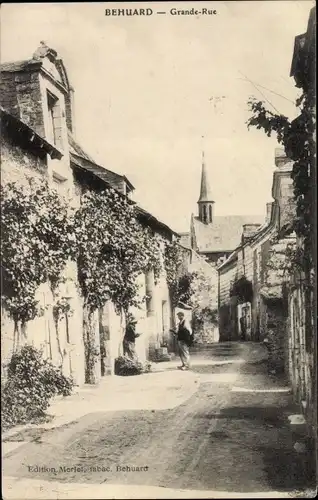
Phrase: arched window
[
  {"left": 203, "top": 205, "right": 207, "bottom": 223},
  {"left": 209, "top": 205, "right": 213, "bottom": 223}
]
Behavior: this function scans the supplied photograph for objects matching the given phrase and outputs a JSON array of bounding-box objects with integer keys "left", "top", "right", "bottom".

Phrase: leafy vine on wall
[
  {"left": 1, "top": 178, "right": 75, "bottom": 349},
  {"left": 74, "top": 188, "right": 162, "bottom": 315},
  {"left": 163, "top": 241, "right": 195, "bottom": 308},
  {"left": 1, "top": 179, "right": 163, "bottom": 383},
  {"left": 246, "top": 89, "right": 315, "bottom": 272}
]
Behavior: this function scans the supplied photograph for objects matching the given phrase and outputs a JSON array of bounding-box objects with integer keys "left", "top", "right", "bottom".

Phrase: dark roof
[
  {"left": 178, "top": 232, "right": 191, "bottom": 249},
  {"left": 68, "top": 133, "right": 176, "bottom": 236},
  {"left": 192, "top": 214, "right": 265, "bottom": 253},
  {"left": 135, "top": 206, "right": 178, "bottom": 237},
  {"left": 290, "top": 33, "right": 307, "bottom": 77},
  {"left": 0, "top": 59, "right": 41, "bottom": 73},
  {"left": 1, "top": 50, "right": 70, "bottom": 95},
  {"left": 68, "top": 131, "right": 96, "bottom": 162},
  {"left": 0, "top": 105, "right": 63, "bottom": 160},
  {"left": 198, "top": 162, "right": 214, "bottom": 203},
  {"left": 68, "top": 131, "right": 135, "bottom": 192},
  {"left": 290, "top": 7, "right": 316, "bottom": 86}
]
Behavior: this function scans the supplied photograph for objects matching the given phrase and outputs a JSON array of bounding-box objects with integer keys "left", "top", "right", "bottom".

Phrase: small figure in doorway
[
  {"left": 123, "top": 314, "right": 142, "bottom": 362},
  {"left": 240, "top": 316, "right": 247, "bottom": 341}
]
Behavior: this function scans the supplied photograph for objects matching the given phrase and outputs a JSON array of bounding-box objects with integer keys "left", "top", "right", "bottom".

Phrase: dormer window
[
  {"left": 53, "top": 172, "right": 68, "bottom": 198},
  {"left": 47, "top": 90, "right": 63, "bottom": 150}
]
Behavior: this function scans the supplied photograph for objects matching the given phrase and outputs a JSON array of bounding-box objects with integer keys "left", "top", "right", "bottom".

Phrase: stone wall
[
  {"left": 1, "top": 127, "right": 47, "bottom": 184},
  {"left": 219, "top": 259, "right": 237, "bottom": 307},
  {"left": 1, "top": 77, "right": 86, "bottom": 386},
  {"left": 288, "top": 274, "right": 316, "bottom": 437},
  {"left": 264, "top": 299, "right": 288, "bottom": 375},
  {"left": 189, "top": 253, "right": 219, "bottom": 343},
  {"left": 219, "top": 296, "right": 238, "bottom": 342},
  {"left": 1, "top": 68, "right": 45, "bottom": 137}
]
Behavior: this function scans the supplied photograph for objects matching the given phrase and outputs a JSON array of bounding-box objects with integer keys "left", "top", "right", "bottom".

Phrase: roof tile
[{"left": 193, "top": 215, "right": 265, "bottom": 252}]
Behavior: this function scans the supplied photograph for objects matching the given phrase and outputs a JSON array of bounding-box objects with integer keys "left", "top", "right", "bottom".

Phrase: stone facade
[
  {"left": 1, "top": 46, "right": 86, "bottom": 386},
  {"left": 1, "top": 44, "right": 177, "bottom": 385},
  {"left": 218, "top": 256, "right": 239, "bottom": 342},
  {"left": 288, "top": 269, "right": 315, "bottom": 430},
  {"left": 184, "top": 155, "right": 264, "bottom": 268},
  {"left": 288, "top": 6, "right": 316, "bottom": 437},
  {"left": 217, "top": 150, "right": 296, "bottom": 359},
  {"left": 177, "top": 244, "right": 219, "bottom": 344}
]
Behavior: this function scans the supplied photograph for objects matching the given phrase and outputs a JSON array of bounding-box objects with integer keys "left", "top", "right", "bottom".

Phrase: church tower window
[
  {"left": 203, "top": 205, "right": 207, "bottom": 224},
  {"left": 209, "top": 204, "right": 213, "bottom": 223}
]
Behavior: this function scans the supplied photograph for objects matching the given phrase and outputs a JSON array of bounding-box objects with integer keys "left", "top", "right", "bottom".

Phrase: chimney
[
  {"left": 242, "top": 224, "right": 261, "bottom": 243},
  {"left": 265, "top": 202, "right": 273, "bottom": 223}
]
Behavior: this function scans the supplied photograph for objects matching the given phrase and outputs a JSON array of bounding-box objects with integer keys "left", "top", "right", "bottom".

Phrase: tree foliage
[
  {"left": 247, "top": 87, "right": 315, "bottom": 271},
  {"left": 164, "top": 241, "right": 195, "bottom": 307},
  {"left": 192, "top": 306, "right": 218, "bottom": 333},
  {"left": 1, "top": 178, "right": 164, "bottom": 384},
  {"left": 230, "top": 276, "right": 253, "bottom": 303},
  {"left": 2, "top": 345, "right": 74, "bottom": 431},
  {"left": 74, "top": 187, "right": 162, "bottom": 314},
  {"left": 1, "top": 179, "right": 163, "bottom": 324},
  {"left": 247, "top": 44, "right": 315, "bottom": 353},
  {"left": 185, "top": 262, "right": 218, "bottom": 341},
  {"left": 1, "top": 178, "right": 75, "bottom": 325}
]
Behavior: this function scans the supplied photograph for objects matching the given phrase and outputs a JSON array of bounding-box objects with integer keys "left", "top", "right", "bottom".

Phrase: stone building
[
  {"left": 1, "top": 43, "right": 86, "bottom": 385},
  {"left": 288, "top": 6, "right": 316, "bottom": 437},
  {"left": 69, "top": 134, "right": 177, "bottom": 372},
  {"left": 180, "top": 152, "right": 264, "bottom": 267},
  {"left": 1, "top": 43, "right": 176, "bottom": 383},
  {"left": 177, "top": 242, "right": 219, "bottom": 343},
  {"left": 178, "top": 151, "right": 264, "bottom": 343},
  {"left": 217, "top": 149, "right": 296, "bottom": 353}
]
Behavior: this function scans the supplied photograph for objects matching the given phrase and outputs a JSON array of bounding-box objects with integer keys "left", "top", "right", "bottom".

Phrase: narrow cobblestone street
[{"left": 3, "top": 343, "right": 315, "bottom": 498}]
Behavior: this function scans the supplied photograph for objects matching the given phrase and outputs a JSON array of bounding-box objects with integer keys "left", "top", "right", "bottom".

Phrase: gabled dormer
[
  {"left": 1, "top": 43, "right": 77, "bottom": 197},
  {"left": 0, "top": 42, "right": 75, "bottom": 154}
]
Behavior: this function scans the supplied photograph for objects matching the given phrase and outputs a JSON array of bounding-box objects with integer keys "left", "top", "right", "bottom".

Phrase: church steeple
[{"left": 197, "top": 151, "right": 215, "bottom": 224}]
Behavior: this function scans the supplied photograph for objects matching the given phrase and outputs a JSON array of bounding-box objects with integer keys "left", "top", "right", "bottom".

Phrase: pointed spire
[{"left": 198, "top": 151, "right": 213, "bottom": 203}]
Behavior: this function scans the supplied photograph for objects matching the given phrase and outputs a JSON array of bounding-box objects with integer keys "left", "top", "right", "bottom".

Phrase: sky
[{"left": 1, "top": 1, "right": 314, "bottom": 232}]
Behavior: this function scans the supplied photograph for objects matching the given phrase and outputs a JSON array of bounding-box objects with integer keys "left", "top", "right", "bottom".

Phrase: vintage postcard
[{"left": 1, "top": 1, "right": 316, "bottom": 499}]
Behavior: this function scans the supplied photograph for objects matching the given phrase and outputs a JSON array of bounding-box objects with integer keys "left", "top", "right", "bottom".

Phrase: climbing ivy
[
  {"left": 230, "top": 276, "right": 253, "bottom": 303},
  {"left": 1, "top": 177, "right": 75, "bottom": 331},
  {"left": 1, "top": 177, "right": 163, "bottom": 378},
  {"left": 247, "top": 46, "right": 315, "bottom": 352},
  {"left": 163, "top": 241, "right": 195, "bottom": 307},
  {"left": 164, "top": 241, "right": 184, "bottom": 287},
  {"left": 74, "top": 187, "right": 162, "bottom": 383},
  {"left": 247, "top": 89, "right": 315, "bottom": 271},
  {"left": 74, "top": 187, "right": 162, "bottom": 314}
]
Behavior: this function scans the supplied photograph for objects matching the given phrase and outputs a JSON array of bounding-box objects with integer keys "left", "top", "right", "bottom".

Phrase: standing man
[{"left": 172, "top": 311, "right": 193, "bottom": 370}]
